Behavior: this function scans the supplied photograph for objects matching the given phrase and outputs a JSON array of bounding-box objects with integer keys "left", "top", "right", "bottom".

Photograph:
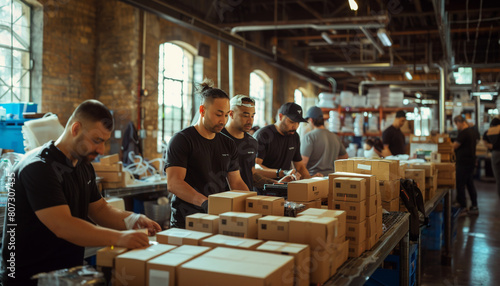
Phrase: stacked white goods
[
  {"left": 382, "top": 91, "right": 404, "bottom": 107},
  {"left": 342, "top": 114, "right": 354, "bottom": 133},
  {"left": 340, "top": 91, "right": 354, "bottom": 107},
  {"left": 328, "top": 110, "right": 341, "bottom": 132},
  {"left": 354, "top": 114, "right": 364, "bottom": 136},
  {"left": 366, "top": 88, "right": 381, "bottom": 108},
  {"left": 368, "top": 115, "right": 379, "bottom": 133},
  {"left": 318, "top": 92, "right": 337, "bottom": 108},
  {"left": 353, "top": 95, "right": 366, "bottom": 107}
]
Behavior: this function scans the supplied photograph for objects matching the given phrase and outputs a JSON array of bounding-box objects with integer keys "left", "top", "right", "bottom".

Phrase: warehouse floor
[{"left": 421, "top": 179, "right": 500, "bottom": 286}]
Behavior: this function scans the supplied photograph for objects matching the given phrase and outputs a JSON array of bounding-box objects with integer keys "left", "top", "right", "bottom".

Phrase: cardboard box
[
  {"left": 246, "top": 196, "right": 285, "bottom": 216},
  {"left": 186, "top": 213, "right": 219, "bottom": 234},
  {"left": 377, "top": 206, "right": 383, "bottom": 238},
  {"left": 97, "top": 171, "right": 124, "bottom": 183},
  {"left": 366, "top": 194, "right": 377, "bottom": 217},
  {"left": 178, "top": 247, "right": 294, "bottom": 286},
  {"left": 328, "top": 172, "right": 376, "bottom": 207},
  {"left": 334, "top": 240, "right": 349, "bottom": 271},
  {"left": 310, "top": 245, "right": 338, "bottom": 284},
  {"left": 219, "top": 212, "right": 261, "bottom": 238},
  {"left": 365, "top": 233, "right": 378, "bottom": 250},
  {"left": 146, "top": 245, "right": 211, "bottom": 286},
  {"left": 156, "top": 228, "right": 213, "bottom": 246},
  {"left": 114, "top": 244, "right": 177, "bottom": 286},
  {"left": 425, "top": 187, "right": 436, "bottom": 202},
  {"left": 332, "top": 177, "right": 366, "bottom": 202},
  {"left": 96, "top": 246, "right": 128, "bottom": 268},
  {"left": 208, "top": 191, "right": 257, "bottom": 215},
  {"left": 438, "top": 171, "right": 455, "bottom": 179},
  {"left": 297, "top": 208, "right": 346, "bottom": 237},
  {"left": 371, "top": 160, "right": 400, "bottom": 181},
  {"left": 379, "top": 180, "right": 400, "bottom": 202},
  {"left": 100, "top": 153, "right": 119, "bottom": 165},
  {"left": 425, "top": 174, "right": 438, "bottom": 189},
  {"left": 258, "top": 215, "right": 292, "bottom": 242},
  {"left": 334, "top": 159, "right": 354, "bottom": 172},
  {"left": 294, "top": 199, "right": 322, "bottom": 212},
  {"left": 409, "top": 162, "right": 436, "bottom": 177},
  {"left": 405, "top": 169, "right": 426, "bottom": 191},
  {"left": 382, "top": 198, "right": 400, "bottom": 212},
  {"left": 346, "top": 221, "right": 367, "bottom": 245},
  {"left": 332, "top": 200, "right": 367, "bottom": 223},
  {"left": 105, "top": 197, "right": 125, "bottom": 211},
  {"left": 92, "top": 161, "right": 123, "bottom": 172},
  {"left": 348, "top": 242, "right": 366, "bottom": 258},
  {"left": 435, "top": 162, "right": 455, "bottom": 171},
  {"left": 366, "top": 214, "right": 377, "bottom": 237},
  {"left": 352, "top": 159, "right": 373, "bottom": 175},
  {"left": 257, "top": 241, "right": 311, "bottom": 286},
  {"left": 287, "top": 177, "right": 329, "bottom": 201},
  {"left": 102, "top": 180, "right": 125, "bottom": 189},
  {"left": 289, "top": 216, "right": 338, "bottom": 251},
  {"left": 200, "top": 234, "right": 263, "bottom": 250}
]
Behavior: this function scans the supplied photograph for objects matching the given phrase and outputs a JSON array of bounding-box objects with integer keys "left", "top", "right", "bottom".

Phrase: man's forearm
[
  {"left": 254, "top": 166, "right": 280, "bottom": 179},
  {"left": 91, "top": 204, "right": 131, "bottom": 230},
  {"left": 253, "top": 173, "right": 277, "bottom": 188},
  {"left": 169, "top": 180, "right": 207, "bottom": 206}
]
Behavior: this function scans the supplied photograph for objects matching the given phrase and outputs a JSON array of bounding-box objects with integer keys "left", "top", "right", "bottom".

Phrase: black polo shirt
[
  {"left": 254, "top": 124, "right": 302, "bottom": 170},
  {"left": 0, "top": 141, "right": 102, "bottom": 286}
]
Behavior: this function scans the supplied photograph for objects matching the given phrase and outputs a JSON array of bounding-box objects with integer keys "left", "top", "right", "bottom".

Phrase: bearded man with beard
[
  {"left": 0, "top": 100, "right": 161, "bottom": 286},
  {"left": 253, "top": 102, "right": 312, "bottom": 181}
]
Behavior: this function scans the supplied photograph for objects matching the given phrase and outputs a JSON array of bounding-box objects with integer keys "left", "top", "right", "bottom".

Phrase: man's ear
[
  {"left": 278, "top": 113, "right": 284, "bottom": 121},
  {"left": 199, "top": 105, "right": 205, "bottom": 116},
  {"left": 229, "top": 110, "right": 234, "bottom": 118},
  {"left": 70, "top": 121, "right": 82, "bottom": 137}
]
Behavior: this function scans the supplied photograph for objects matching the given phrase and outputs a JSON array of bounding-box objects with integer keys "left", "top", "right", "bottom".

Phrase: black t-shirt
[
  {"left": 455, "top": 127, "right": 478, "bottom": 165},
  {"left": 0, "top": 141, "right": 102, "bottom": 286},
  {"left": 254, "top": 124, "right": 302, "bottom": 170},
  {"left": 165, "top": 126, "right": 239, "bottom": 228},
  {"left": 221, "top": 128, "right": 258, "bottom": 190},
  {"left": 382, "top": 125, "right": 406, "bottom": 155}
]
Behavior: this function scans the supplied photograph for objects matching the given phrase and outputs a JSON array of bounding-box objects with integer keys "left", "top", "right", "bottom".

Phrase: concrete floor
[{"left": 421, "top": 179, "right": 500, "bottom": 286}]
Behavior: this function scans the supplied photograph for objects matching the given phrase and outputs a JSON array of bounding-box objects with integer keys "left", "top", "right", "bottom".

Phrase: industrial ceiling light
[
  {"left": 348, "top": 0, "right": 358, "bottom": 11},
  {"left": 377, "top": 29, "right": 392, "bottom": 47},
  {"left": 405, "top": 71, "right": 413, "bottom": 80}
]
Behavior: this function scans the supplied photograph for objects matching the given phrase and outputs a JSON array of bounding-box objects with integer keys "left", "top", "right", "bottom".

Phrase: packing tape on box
[{"left": 168, "top": 231, "right": 190, "bottom": 245}]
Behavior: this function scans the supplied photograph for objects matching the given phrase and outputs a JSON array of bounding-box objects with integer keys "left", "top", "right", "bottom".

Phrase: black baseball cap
[
  {"left": 395, "top": 110, "right": 406, "bottom": 118},
  {"left": 278, "top": 102, "right": 307, "bottom": 123}
]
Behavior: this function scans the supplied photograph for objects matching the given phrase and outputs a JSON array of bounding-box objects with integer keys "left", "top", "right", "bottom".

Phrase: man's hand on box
[
  {"left": 116, "top": 230, "right": 149, "bottom": 249},
  {"left": 133, "top": 214, "right": 162, "bottom": 236}
]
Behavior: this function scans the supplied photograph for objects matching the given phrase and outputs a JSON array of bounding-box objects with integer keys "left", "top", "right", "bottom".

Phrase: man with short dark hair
[
  {"left": 382, "top": 110, "right": 407, "bottom": 156},
  {"left": 453, "top": 115, "right": 479, "bottom": 216},
  {"left": 301, "top": 106, "right": 348, "bottom": 176},
  {"left": 165, "top": 81, "right": 249, "bottom": 228},
  {"left": 0, "top": 100, "right": 161, "bottom": 286},
  {"left": 254, "top": 102, "right": 311, "bottom": 180}
]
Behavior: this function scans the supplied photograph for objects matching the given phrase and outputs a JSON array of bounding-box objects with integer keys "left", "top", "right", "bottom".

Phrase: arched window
[
  {"left": 0, "top": 0, "right": 31, "bottom": 103},
  {"left": 294, "top": 89, "right": 303, "bottom": 107},
  {"left": 157, "top": 42, "right": 194, "bottom": 152},
  {"left": 249, "top": 70, "right": 272, "bottom": 128}
]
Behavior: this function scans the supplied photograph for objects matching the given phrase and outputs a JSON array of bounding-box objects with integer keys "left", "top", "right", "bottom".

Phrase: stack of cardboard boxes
[
  {"left": 409, "top": 163, "right": 438, "bottom": 201},
  {"left": 436, "top": 162, "right": 456, "bottom": 188},
  {"left": 92, "top": 154, "right": 126, "bottom": 189},
  {"left": 437, "top": 136, "right": 455, "bottom": 162},
  {"left": 379, "top": 180, "right": 400, "bottom": 212}
]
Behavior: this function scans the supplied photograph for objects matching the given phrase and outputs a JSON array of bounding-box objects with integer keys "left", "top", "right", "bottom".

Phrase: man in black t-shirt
[
  {"left": 0, "top": 100, "right": 161, "bottom": 286},
  {"left": 382, "top": 110, "right": 407, "bottom": 156},
  {"left": 453, "top": 115, "right": 479, "bottom": 215},
  {"left": 222, "top": 95, "right": 295, "bottom": 191},
  {"left": 165, "top": 81, "right": 249, "bottom": 228},
  {"left": 254, "top": 102, "right": 311, "bottom": 180}
]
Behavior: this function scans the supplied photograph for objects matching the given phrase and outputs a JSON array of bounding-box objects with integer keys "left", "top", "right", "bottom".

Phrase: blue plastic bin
[
  {"left": 0, "top": 103, "right": 37, "bottom": 120},
  {"left": 0, "top": 120, "right": 28, "bottom": 153}
]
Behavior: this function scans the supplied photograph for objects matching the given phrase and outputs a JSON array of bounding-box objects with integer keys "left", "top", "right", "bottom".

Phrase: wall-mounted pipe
[{"left": 230, "top": 23, "right": 385, "bottom": 33}]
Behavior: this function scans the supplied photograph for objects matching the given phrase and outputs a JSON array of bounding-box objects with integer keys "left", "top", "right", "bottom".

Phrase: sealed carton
[
  {"left": 371, "top": 160, "right": 400, "bottom": 181},
  {"left": 257, "top": 241, "right": 311, "bottom": 286},
  {"left": 366, "top": 194, "right": 377, "bottom": 217},
  {"left": 328, "top": 172, "right": 376, "bottom": 207},
  {"left": 219, "top": 212, "right": 261, "bottom": 238},
  {"left": 257, "top": 215, "right": 292, "bottom": 241},
  {"left": 114, "top": 244, "right": 177, "bottom": 286},
  {"left": 297, "top": 208, "right": 346, "bottom": 237},
  {"left": 334, "top": 159, "right": 354, "bottom": 172},
  {"left": 365, "top": 233, "right": 378, "bottom": 250},
  {"left": 96, "top": 246, "right": 128, "bottom": 268},
  {"left": 186, "top": 213, "right": 219, "bottom": 234},
  {"left": 366, "top": 213, "right": 377, "bottom": 238},
  {"left": 348, "top": 241, "right": 366, "bottom": 258},
  {"left": 208, "top": 191, "right": 257, "bottom": 215},
  {"left": 332, "top": 177, "right": 366, "bottom": 202},
  {"left": 409, "top": 162, "right": 436, "bottom": 177},
  {"left": 246, "top": 196, "right": 285, "bottom": 216},
  {"left": 156, "top": 228, "right": 213, "bottom": 246},
  {"left": 382, "top": 198, "right": 400, "bottom": 212},
  {"left": 379, "top": 180, "right": 400, "bottom": 202},
  {"left": 376, "top": 206, "right": 383, "bottom": 238},
  {"left": 146, "top": 245, "right": 211, "bottom": 286},
  {"left": 334, "top": 240, "right": 349, "bottom": 271},
  {"left": 288, "top": 177, "right": 329, "bottom": 201},
  {"left": 200, "top": 234, "right": 263, "bottom": 250},
  {"left": 352, "top": 159, "right": 373, "bottom": 175},
  {"left": 346, "top": 221, "right": 367, "bottom": 245},
  {"left": 178, "top": 247, "right": 294, "bottom": 286},
  {"left": 289, "top": 216, "right": 338, "bottom": 251},
  {"left": 332, "top": 200, "right": 367, "bottom": 223},
  {"left": 310, "top": 244, "right": 337, "bottom": 284},
  {"left": 405, "top": 169, "right": 426, "bottom": 200}
]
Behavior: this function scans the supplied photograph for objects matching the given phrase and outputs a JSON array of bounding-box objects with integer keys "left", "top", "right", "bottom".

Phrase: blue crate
[
  {"left": 0, "top": 103, "right": 37, "bottom": 120},
  {"left": 365, "top": 243, "right": 418, "bottom": 286},
  {"left": 0, "top": 120, "right": 29, "bottom": 153}
]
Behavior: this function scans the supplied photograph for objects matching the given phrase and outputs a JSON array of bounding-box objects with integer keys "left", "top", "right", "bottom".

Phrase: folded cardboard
[
  {"left": 219, "top": 212, "right": 261, "bottom": 238},
  {"left": 379, "top": 180, "right": 400, "bottom": 202},
  {"left": 287, "top": 177, "right": 329, "bottom": 201},
  {"left": 297, "top": 208, "right": 346, "bottom": 237},
  {"left": 208, "top": 191, "right": 257, "bottom": 215},
  {"left": 178, "top": 247, "right": 294, "bottom": 286},
  {"left": 332, "top": 177, "right": 366, "bottom": 202},
  {"left": 346, "top": 221, "right": 367, "bottom": 245},
  {"left": 257, "top": 215, "right": 292, "bottom": 242},
  {"left": 246, "top": 196, "right": 285, "bottom": 216},
  {"left": 200, "top": 234, "right": 263, "bottom": 250},
  {"left": 96, "top": 246, "right": 128, "bottom": 268},
  {"left": 366, "top": 194, "right": 377, "bottom": 217},
  {"left": 328, "top": 172, "right": 376, "bottom": 207},
  {"left": 382, "top": 198, "right": 400, "bottom": 212},
  {"left": 256, "top": 241, "right": 311, "bottom": 286},
  {"left": 332, "top": 200, "right": 367, "bottom": 223},
  {"left": 186, "top": 213, "right": 219, "bottom": 234},
  {"left": 348, "top": 241, "right": 366, "bottom": 258},
  {"left": 146, "top": 245, "right": 211, "bottom": 286},
  {"left": 114, "top": 244, "right": 177, "bottom": 286},
  {"left": 289, "top": 216, "right": 338, "bottom": 251},
  {"left": 156, "top": 228, "right": 213, "bottom": 246},
  {"left": 100, "top": 153, "right": 119, "bottom": 165}
]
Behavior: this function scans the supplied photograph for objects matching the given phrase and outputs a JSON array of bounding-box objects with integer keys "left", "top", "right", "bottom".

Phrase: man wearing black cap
[
  {"left": 253, "top": 102, "right": 311, "bottom": 180},
  {"left": 382, "top": 110, "right": 407, "bottom": 156},
  {"left": 301, "top": 106, "right": 348, "bottom": 176}
]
